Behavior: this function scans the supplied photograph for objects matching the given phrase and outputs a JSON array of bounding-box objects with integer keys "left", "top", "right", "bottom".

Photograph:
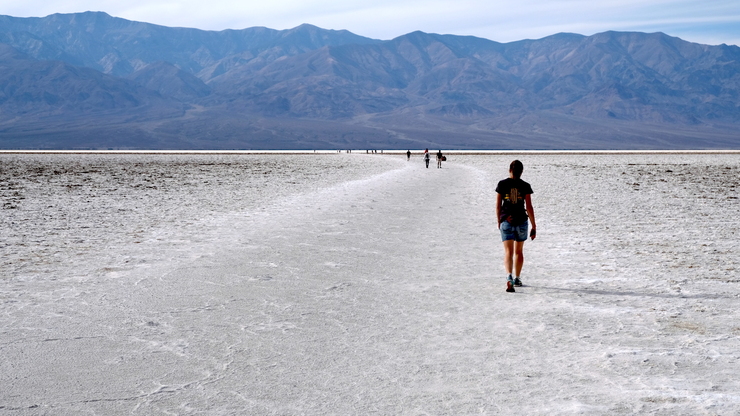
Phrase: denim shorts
[{"left": 500, "top": 220, "right": 529, "bottom": 242}]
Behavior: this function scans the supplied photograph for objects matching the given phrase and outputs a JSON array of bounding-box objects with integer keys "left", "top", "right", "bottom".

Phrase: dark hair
[{"left": 509, "top": 160, "right": 524, "bottom": 178}]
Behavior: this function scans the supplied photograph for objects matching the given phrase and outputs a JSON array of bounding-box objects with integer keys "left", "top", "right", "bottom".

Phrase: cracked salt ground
[{"left": 1, "top": 153, "right": 739, "bottom": 415}]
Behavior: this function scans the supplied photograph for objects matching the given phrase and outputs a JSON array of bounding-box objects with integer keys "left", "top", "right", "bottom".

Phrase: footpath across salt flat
[{"left": 2, "top": 154, "right": 739, "bottom": 415}]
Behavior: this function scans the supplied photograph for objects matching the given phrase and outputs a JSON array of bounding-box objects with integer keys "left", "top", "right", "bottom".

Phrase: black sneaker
[
  {"left": 506, "top": 280, "right": 516, "bottom": 293},
  {"left": 514, "top": 277, "right": 522, "bottom": 287}
]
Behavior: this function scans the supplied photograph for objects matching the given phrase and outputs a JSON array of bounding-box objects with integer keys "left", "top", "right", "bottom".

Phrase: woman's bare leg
[
  {"left": 513, "top": 240, "right": 525, "bottom": 277},
  {"left": 503, "top": 240, "right": 515, "bottom": 275}
]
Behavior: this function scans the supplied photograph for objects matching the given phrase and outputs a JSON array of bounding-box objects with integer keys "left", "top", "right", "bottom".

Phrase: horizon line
[{"left": 2, "top": 149, "right": 739, "bottom": 155}]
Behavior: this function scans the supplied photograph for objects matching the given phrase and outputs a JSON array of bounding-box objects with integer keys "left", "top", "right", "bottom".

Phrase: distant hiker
[
  {"left": 407, "top": 150, "right": 411, "bottom": 161},
  {"left": 496, "top": 160, "right": 537, "bottom": 293},
  {"left": 436, "top": 150, "right": 443, "bottom": 168},
  {"left": 423, "top": 149, "right": 430, "bottom": 168}
]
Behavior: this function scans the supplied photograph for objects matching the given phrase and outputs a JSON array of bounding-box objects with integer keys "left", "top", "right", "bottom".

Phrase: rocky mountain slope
[{"left": 0, "top": 12, "right": 738, "bottom": 149}]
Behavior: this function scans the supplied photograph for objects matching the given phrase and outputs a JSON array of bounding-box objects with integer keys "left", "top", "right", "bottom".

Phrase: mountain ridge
[{"left": 0, "top": 12, "right": 738, "bottom": 149}]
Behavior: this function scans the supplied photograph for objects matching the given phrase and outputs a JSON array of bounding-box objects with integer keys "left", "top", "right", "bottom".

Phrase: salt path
[{"left": 1, "top": 153, "right": 739, "bottom": 415}]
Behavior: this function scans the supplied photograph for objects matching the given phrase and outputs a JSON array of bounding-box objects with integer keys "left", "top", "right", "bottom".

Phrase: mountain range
[{"left": 1, "top": 11, "right": 739, "bottom": 149}]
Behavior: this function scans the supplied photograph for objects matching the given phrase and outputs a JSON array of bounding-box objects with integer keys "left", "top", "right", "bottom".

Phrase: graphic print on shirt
[{"left": 507, "top": 187, "right": 520, "bottom": 204}]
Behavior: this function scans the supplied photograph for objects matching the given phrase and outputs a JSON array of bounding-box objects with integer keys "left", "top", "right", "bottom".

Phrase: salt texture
[{"left": 1, "top": 152, "right": 738, "bottom": 415}]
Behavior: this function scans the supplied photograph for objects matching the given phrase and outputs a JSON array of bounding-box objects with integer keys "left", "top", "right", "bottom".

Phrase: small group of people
[{"left": 408, "top": 149, "right": 445, "bottom": 168}]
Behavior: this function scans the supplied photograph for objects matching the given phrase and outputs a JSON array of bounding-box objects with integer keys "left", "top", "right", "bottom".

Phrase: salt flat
[{"left": 1, "top": 153, "right": 739, "bottom": 415}]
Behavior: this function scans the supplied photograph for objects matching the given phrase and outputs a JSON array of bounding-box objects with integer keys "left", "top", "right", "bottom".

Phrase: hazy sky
[{"left": 1, "top": 0, "right": 738, "bottom": 46}]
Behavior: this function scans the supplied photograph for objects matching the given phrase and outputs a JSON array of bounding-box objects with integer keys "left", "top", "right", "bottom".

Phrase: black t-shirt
[{"left": 496, "top": 178, "right": 533, "bottom": 225}]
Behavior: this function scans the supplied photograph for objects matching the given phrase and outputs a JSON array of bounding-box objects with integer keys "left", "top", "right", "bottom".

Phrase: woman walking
[{"left": 495, "top": 160, "right": 536, "bottom": 293}]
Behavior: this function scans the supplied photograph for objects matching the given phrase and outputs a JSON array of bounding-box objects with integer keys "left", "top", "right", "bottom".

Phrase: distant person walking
[
  {"left": 436, "top": 150, "right": 443, "bottom": 168},
  {"left": 423, "top": 149, "right": 430, "bottom": 168},
  {"left": 496, "top": 160, "right": 536, "bottom": 293},
  {"left": 407, "top": 150, "right": 411, "bottom": 161}
]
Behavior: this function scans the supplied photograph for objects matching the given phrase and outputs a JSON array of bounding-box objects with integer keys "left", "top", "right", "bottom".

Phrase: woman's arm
[
  {"left": 524, "top": 193, "right": 536, "bottom": 237},
  {"left": 496, "top": 193, "right": 503, "bottom": 229}
]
